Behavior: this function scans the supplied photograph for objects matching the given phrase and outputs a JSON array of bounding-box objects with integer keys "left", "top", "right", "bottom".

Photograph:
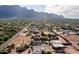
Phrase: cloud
[{"left": 45, "top": 5, "right": 79, "bottom": 19}]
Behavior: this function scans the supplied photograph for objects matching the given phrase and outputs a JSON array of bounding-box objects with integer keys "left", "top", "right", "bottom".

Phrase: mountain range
[{"left": 0, "top": 5, "right": 64, "bottom": 20}]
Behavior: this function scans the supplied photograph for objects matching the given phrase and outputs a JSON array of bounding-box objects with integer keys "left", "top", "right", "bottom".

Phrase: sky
[
  {"left": 45, "top": 5, "right": 79, "bottom": 19},
  {"left": 21, "top": 5, "right": 79, "bottom": 19}
]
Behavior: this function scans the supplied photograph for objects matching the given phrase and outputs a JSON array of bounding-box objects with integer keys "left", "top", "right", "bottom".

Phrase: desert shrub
[
  {"left": 24, "top": 44, "right": 30, "bottom": 49},
  {"left": 16, "top": 44, "right": 29, "bottom": 53},
  {"left": 41, "top": 50, "right": 46, "bottom": 54},
  {"left": 16, "top": 46, "right": 26, "bottom": 53},
  {"left": 9, "top": 44, "right": 15, "bottom": 49},
  {"left": 47, "top": 51, "right": 52, "bottom": 54}
]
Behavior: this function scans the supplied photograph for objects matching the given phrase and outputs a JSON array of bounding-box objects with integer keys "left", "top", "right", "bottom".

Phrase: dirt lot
[
  {"left": 61, "top": 34, "right": 79, "bottom": 53},
  {"left": 8, "top": 35, "right": 31, "bottom": 46},
  {"left": 61, "top": 34, "right": 79, "bottom": 44},
  {"left": 8, "top": 35, "right": 32, "bottom": 54}
]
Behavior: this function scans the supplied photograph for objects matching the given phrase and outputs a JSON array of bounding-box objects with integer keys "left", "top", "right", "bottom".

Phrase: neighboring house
[
  {"left": 32, "top": 30, "right": 39, "bottom": 34},
  {"left": 31, "top": 41, "right": 41, "bottom": 46},
  {"left": 33, "top": 46, "right": 42, "bottom": 54},
  {"left": 32, "top": 34, "right": 42, "bottom": 41},
  {"left": 50, "top": 40, "right": 65, "bottom": 49},
  {"left": 33, "top": 49, "right": 41, "bottom": 54},
  {"left": 63, "top": 30, "right": 76, "bottom": 35},
  {"left": 69, "top": 31, "right": 76, "bottom": 35}
]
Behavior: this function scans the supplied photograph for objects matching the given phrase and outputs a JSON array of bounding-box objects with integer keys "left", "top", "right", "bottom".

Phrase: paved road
[{"left": 0, "top": 21, "right": 34, "bottom": 52}]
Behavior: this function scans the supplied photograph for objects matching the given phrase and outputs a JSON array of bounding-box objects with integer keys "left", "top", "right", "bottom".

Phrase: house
[
  {"left": 32, "top": 30, "right": 39, "bottom": 34},
  {"left": 75, "top": 27, "right": 79, "bottom": 31},
  {"left": 69, "top": 31, "right": 76, "bottom": 35},
  {"left": 32, "top": 46, "right": 42, "bottom": 54},
  {"left": 33, "top": 49, "right": 41, "bottom": 54},
  {"left": 62, "top": 30, "right": 76, "bottom": 35},
  {"left": 0, "top": 27, "right": 3, "bottom": 30},
  {"left": 32, "top": 34, "right": 42, "bottom": 41},
  {"left": 62, "top": 30, "right": 71, "bottom": 34},
  {"left": 31, "top": 33, "right": 42, "bottom": 46},
  {"left": 50, "top": 40, "right": 65, "bottom": 49},
  {"left": 31, "top": 41, "right": 41, "bottom": 46}
]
